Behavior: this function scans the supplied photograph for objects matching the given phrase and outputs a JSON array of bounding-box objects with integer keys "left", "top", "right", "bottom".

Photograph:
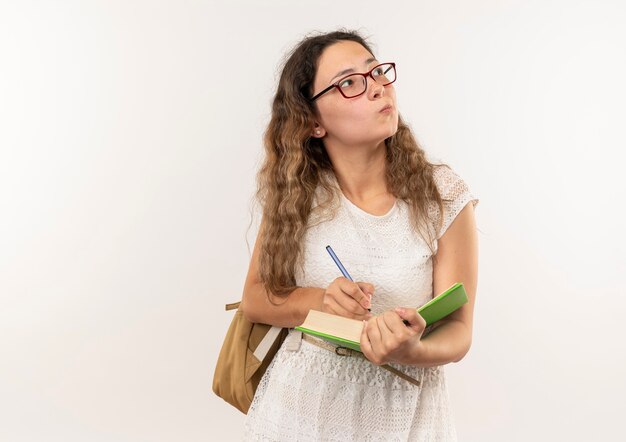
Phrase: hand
[
  {"left": 320, "top": 277, "right": 373, "bottom": 321},
  {"left": 360, "top": 307, "right": 427, "bottom": 366}
]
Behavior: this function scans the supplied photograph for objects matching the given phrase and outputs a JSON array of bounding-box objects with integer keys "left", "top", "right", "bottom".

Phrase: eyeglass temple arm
[{"left": 310, "top": 84, "right": 335, "bottom": 101}]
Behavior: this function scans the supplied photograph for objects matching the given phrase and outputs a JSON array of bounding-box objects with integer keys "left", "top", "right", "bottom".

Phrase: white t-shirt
[{"left": 243, "top": 165, "right": 479, "bottom": 441}]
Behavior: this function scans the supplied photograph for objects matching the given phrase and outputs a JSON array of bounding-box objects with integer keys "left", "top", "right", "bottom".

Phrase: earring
[{"left": 315, "top": 130, "right": 321, "bottom": 135}]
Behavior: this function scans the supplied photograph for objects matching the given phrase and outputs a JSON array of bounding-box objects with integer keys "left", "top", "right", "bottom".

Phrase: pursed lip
[{"left": 379, "top": 104, "right": 393, "bottom": 113}]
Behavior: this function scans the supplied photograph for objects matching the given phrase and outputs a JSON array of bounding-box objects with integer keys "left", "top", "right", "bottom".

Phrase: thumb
[
  {"left": 395, "top": 307, "right": 426, "bottom": 333},
  {"left": 357, "top": 283, "right": 374, "bottom": 308}
]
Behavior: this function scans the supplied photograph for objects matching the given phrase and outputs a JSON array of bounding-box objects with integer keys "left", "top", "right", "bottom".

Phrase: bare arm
[
  {"left": 410, "top": 201, "right": 479, "bottom": 366},
  {"left": 240, "top": 221, "right": 373, "bottom": 328},
  {"left": 361, "top": 202, "right": 478, "bottom": 367},
  {"left": 239, "top": 225, "right": 324, "bottom": 328}
]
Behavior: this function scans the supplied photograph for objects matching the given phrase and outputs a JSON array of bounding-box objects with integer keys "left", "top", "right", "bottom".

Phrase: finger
[
  {"left": 381, "top": 310, "right": 408, "bottom": 336},
  {"left": 365, "top": 316, "right": 383, "bottom": 351},
  {"left": 338, "top": 279, "right": 371, "bottom": 309},
  {"left": 364, "top": 318, "right": 386, "bottom": 365},
  {"left": 376, "top": 315, "right": 400, "bottom": 352},
  {"left": 395, "top": 307, "right": 426, "bottom": 334},
  {"left": 325, "top": 293, "right": 371, "bottom": 320},
  {"left": 333, "top": 291, "right": 370, "bottom": 317},
  {"left": 360, "top": 320, "right": 379, "bottom": 364},
  {"left": 336, "top": 304, "right": 372, "bottom": 321},
  {"left": 356, "top": 282, "right": 375, "bottom": 300},
  {"left": 324, "top": 298, "right": 352, "bottom": 318}
]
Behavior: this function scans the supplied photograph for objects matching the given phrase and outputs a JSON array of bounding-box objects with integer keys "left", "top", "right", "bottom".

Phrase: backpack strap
[{"left": 225, "top": 302, "right": 240, "bottom": 311}]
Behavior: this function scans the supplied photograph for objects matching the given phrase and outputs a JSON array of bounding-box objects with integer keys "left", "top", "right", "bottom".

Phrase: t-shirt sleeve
[{"left": 430, "top": 165, "right": 479, "bottom": 240}]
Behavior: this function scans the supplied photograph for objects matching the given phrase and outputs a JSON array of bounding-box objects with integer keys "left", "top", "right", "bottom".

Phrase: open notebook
[{"left": 295, "top": 282, "right": 468, "bottom": 352}]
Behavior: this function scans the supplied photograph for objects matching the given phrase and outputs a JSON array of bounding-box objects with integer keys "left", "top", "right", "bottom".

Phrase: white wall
[{"left": 1, "top": 0, "right": 624, "bottom": 440}]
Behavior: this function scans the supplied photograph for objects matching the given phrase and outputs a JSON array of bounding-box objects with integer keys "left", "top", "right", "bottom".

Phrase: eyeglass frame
[{"left": 309, "top": 62, "right": 397, "bottom": 102}]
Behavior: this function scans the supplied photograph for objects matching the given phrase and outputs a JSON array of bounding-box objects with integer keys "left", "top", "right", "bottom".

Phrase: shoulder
[
  {"left": 429, "top": 164, "right": 479, "bottom": 239},
  {"left": 432, "top": 165, "right": 471, "bottom": 201}
]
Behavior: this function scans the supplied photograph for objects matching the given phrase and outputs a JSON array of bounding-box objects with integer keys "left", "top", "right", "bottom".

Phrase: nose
[{"left": 367, "top": 75, "right": 385, "bottom": 99}]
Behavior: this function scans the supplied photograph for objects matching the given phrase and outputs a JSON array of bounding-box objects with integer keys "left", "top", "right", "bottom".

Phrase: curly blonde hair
[{"left": 256, "top": 30, "right": 445, "bottom": 297}]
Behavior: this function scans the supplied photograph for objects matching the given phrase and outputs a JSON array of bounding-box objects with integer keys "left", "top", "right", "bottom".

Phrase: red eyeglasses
[{"left": 310, "top": 62, "right": 397, "bottom": 101}]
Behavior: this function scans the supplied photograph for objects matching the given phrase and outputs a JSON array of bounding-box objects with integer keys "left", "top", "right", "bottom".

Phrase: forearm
[
  {"left": 404, "top": 319, "right": 472, "bottom": 368},
  {"left": 241, "top": 283, "right": 325, "bottom": 328}
]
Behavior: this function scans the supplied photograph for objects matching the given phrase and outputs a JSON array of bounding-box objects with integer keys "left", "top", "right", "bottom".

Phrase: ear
[{"left": 311, "top": 122, "right": 326, "bottom": 138}]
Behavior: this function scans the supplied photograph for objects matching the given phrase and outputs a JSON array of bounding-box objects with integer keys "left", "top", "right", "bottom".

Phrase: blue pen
[
  {"left": 325, "top": 245, "right": 353, "bottom": 281},
  {"left": 325, "top": 245, "right": 370, "bottom": 312}
]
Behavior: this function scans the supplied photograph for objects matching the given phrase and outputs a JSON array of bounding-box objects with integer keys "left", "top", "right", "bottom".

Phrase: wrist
[
  {"left": 291, "top": 287, "right": 325, "bottom": 326},
  {"left": 396, "top": 336, "right": 431, "bottom": 367}
]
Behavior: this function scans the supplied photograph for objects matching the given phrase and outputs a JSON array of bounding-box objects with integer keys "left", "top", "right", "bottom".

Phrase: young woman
[{"left": 240, "top": 30, "right": 479, "bottom": 441}]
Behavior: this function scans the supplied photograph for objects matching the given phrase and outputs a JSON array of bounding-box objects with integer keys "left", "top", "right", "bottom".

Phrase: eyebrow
[{"left": 328, "top": 57, "right": 378, "bottom": 83}]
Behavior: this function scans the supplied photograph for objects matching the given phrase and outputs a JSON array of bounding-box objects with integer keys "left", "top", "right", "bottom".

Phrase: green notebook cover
[
  {"left": 417, "top": 282, "right": 468, "bottom": 325},
  {"left": 296, "top": 282, "right": 468, "bottom": 352}
]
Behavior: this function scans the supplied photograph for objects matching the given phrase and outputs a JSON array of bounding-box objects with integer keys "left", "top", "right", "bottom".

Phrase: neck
[{"left": 325, "top": 140, "right": 389, "bottom": 201}]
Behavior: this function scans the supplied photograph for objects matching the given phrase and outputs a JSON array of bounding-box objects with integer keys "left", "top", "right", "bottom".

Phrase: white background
[{"left": 1, "top": 0, "right": 625, "bottom": 440}]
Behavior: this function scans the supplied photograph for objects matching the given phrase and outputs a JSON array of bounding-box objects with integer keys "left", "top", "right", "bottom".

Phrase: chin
[{"left": 384, "top": 122, "right": 399, "bottom": 140}]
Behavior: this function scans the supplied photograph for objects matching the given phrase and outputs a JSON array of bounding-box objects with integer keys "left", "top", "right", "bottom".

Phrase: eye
[
  {"left": 339, "top": 78, "right": 353, "bottom": 88},
  {"left": 372, "top": 67, "right": 384, "bottom": 76}
]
